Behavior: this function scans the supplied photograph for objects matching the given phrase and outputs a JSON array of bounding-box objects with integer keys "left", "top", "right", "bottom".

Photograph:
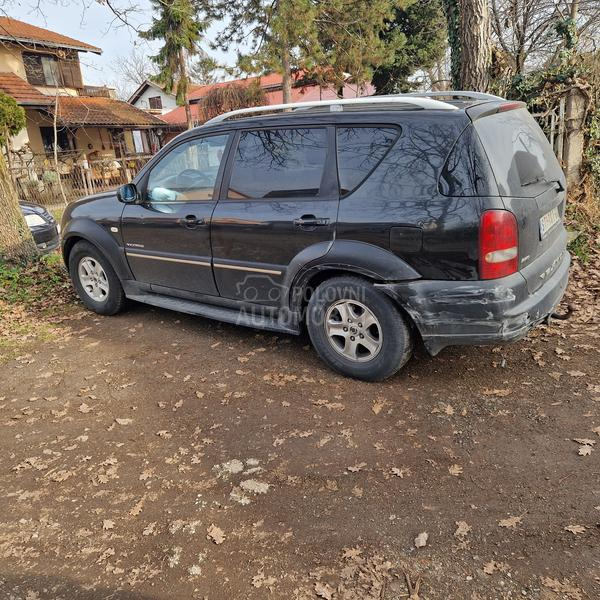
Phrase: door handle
[
  {"left": 181, "top": 214, "right": 205, "bottom": 228},
  {"left": 294, "top": 215, "right": 330, "bottom": 229}
]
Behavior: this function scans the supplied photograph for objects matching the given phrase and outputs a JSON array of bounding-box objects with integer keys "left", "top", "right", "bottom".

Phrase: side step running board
[{"left": 126, "top": 293, "right": 301, "bottom": 335}]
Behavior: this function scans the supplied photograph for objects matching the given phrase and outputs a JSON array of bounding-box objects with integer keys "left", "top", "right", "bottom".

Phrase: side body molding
[
  {"left": 286, "top": 240, "right": 422, "bottom": 312},
  {"left": 62, "top": 218, "right": 134, "bottom": 282}
]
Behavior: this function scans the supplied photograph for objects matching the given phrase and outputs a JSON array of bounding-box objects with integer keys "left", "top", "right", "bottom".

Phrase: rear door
[
  {"left": 211, "top": 126, "right": 338, "bottom": 305},
  {"left": 122, "top": 134, "right": 230, "bottom": 295},
  {"left": 474, "top": 108, "right": 567, "bottom": 291}
]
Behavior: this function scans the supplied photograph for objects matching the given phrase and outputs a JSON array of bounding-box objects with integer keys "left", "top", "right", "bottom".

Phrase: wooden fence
[
  {"left": 8, "top": 109, "right": 567, "bottom": 208},
  {"left": 10, "top": 154, "right": 153, "bottom": 207}
]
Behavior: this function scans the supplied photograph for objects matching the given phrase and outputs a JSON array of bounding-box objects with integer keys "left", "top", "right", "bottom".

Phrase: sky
[{"left": 2, "top": 0, "right": 236, "bottom": 90}]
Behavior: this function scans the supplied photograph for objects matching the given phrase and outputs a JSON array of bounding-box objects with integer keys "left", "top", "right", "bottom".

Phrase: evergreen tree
[
  {"left": 372, "top": 0, "right": 448, "bottom": 94},
  {"left": 210, "top": 0, "right": 321, "bottom": 103},
  {"left": 315, "top": 0, "right": 408, "bottom": 96},
  {"left": 141, "top": 0, "right": 205, "bottom": 129}
]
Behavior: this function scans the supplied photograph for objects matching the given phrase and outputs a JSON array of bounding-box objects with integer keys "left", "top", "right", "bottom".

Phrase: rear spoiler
[{"left": 466, "top": 101, "right": 527, "bottom": 122}]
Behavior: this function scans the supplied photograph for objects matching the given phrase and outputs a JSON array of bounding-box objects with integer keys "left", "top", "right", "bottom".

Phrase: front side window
[
  {"left": 146, "top": 134, "right": 229, "bottom": 203},
  {"left": 227, "top": 128, "right": 327, "bottom": 199},
  {"left": 336, "top": 127, "right": 398, "bottom": 195},
  {"left": 23, "top": 53, "right": 60, "bottom": 86}
]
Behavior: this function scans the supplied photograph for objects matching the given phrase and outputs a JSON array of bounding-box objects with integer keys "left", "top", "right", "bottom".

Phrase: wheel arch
[
  {"left": 287, "top": 240, "right": 421, "bottom": 310},
  {"left": 62, "top": 218, "right": 133, "bottom": 282}
]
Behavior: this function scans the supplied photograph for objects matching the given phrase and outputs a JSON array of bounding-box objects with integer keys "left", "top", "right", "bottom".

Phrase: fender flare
[
  {"left": 286, "top": 240, "right": 421, "bottom": 312},
  {"left": 61, "top": 218, "right": 133, "bottom": 281}
]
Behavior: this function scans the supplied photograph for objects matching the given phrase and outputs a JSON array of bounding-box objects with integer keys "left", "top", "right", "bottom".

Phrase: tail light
[{"left": 479, "top": 210, "right": 518, "bottom": 279}]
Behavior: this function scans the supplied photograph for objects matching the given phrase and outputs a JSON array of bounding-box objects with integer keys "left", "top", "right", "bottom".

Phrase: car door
[
  {"left": 210, "top": 126, "right": 338, "bottom": 306},
  {"left": 121, "top": 133, "right": 230, "bottom": 295}
]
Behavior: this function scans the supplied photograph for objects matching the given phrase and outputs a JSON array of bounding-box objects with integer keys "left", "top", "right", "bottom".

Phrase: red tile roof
[
  {"left": 53, "top": 96, "right": 166, "bottom": 128},
  {"left": 0, "top": 17, "right": 101, "bottom": 54},
  {"left": 186, "top": 73, "right": 286, "bottom": 102},
  {"left": 161, "top": 73, "right": 315, "bottom": 127},
  {"left": 0, "top": 71, "right": 52, "bottom": 105}
]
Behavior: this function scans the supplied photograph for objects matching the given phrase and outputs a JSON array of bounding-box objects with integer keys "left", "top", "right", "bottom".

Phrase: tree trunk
[
  {"left": 179, "top": 48, "right": 193, "bottom": 130},
  {"left": 0, "top": 150, "right": 38, "bottom": 263},
  {"left": 459, "top": 0, "right": 492, "bottom": 91},
  {"left": 563, "top": 1, "right": 584, "bottom": 188},
  {"left": 281, "top": 46, "right": 292, "bottom": 104},
  {"left": 563, "top": 87, "right": 586, "bottom": 187},
  {"left": 184, "top": 100, "right": 193, "bottom": 130},
  {"left": 443, "top": 0, "right": 461, "bottom": 89}
]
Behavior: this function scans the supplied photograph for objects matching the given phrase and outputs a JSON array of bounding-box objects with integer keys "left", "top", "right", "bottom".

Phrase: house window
[
  {"left": 148, "top": 96, "right": 162, "bottom": 110},
  {"left": 40, "top": 126, "right": 74, "bottom": 154},
  {"left": 23, "top": 53, "right": 60, "bottom": 86}
]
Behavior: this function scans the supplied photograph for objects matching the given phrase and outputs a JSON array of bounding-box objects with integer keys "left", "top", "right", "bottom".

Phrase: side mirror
[{"left": 117, "top": 183, "right": 139, "bottom": 204}]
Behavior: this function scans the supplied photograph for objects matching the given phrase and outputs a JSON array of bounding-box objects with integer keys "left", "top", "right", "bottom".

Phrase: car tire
[
  {"left": 306, "top": 276, "right": 412, "bottom": 381},
  {"left": 68, "top": 240, "right": 126, "bottom": 316}
]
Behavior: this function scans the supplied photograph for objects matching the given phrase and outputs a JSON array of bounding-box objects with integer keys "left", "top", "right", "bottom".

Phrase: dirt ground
[{"left": 0, "top": 257, "right": 599, "bottom": 600}]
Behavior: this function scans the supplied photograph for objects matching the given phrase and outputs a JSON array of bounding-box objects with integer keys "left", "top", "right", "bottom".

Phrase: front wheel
[
  {"left": 306, "top": 276, "right": 413, "bottom": 381},
  {"left": 68, "top": 241, "right": 126, "bottom": 315}
]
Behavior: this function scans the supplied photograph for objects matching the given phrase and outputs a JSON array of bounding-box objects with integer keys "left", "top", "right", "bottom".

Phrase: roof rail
[
  {"left": 400, "top": 91, "right": 505, "bottom": 101},
  {"left": 203, "top": 95, "right": 458, "bottom": 125}
]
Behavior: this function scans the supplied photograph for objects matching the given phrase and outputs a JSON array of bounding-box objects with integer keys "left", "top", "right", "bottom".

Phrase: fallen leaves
[
  {"left": 347, "top": 462, "right": 367, "bottom": 473},
  {"left": 129, "top": 497, "right": 145, "bottom": 516},
  {"left": 482, "top": 388, "right": 511, "bottom": 397},
  {"left": 454, "top": 521, "right": 472, "bottom": 539},
  {"left": 541, "top": 577, "right": 584, "bottom": 600},
  {"left": 483, "top": 561, "right": 509, "bottom": 575},
  {"left": 564, "top": 524, "right": 586, "bottom": 535},
  {"left": 448, "top": 464, "right": 463, "bottom": 476},
  {"left": 207, "top": 524, "right": 225, "bottom": 545},
  {"left": 498, "top": 515, "right": 522, "bottom": 528},
  {"left": 314, "top": 581, "right": 334, "bottom": 599},
  {"left": 239, "top": 479, "right": 270, "bottom": 495}
]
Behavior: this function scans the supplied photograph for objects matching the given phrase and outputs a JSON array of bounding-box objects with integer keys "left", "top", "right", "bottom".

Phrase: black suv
[{"left": 61, "top": 92, "right": 570, "bottom": 381}]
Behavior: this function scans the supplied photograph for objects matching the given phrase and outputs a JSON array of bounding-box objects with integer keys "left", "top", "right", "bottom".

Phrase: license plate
[{"left": 540, "top": 207, "right": 560, "bottom": 239}]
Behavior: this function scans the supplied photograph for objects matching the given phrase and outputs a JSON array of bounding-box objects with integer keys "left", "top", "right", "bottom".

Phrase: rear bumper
[{"left": 379, "top": 251, "right": 570, "bottom": 355}]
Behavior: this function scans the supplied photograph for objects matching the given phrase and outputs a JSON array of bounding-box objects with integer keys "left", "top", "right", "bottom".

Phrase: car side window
[
  {"left": 227, "top": 128, "right": 327, "bottom": 199},
  {"left": 146, "top": 134, "right": 229, "bottom": 203},
  {"left": 336, "top": 127, "right": 398, "bottom": 196}
]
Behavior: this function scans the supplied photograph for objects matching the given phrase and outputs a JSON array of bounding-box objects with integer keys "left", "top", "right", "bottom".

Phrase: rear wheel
[
  {"left": 68, "top": 241, "right": 125, "bottom": 315},
  {"left": 306, "top": 276, "right": 412, "bottom": 381}
]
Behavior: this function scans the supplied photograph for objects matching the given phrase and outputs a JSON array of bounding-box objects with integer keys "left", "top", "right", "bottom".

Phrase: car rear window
[
  {"left": 336, "top": 127, "right": 399, "bottom": 195},
  {"left": 474, "top": 108, "right": 563, "bottom": 197},
  {"left": 227, "top": 128, "right": 327, "bottom": 199},
  {"left": 439, "top": 125, "right": 497, "bottom": 197}
]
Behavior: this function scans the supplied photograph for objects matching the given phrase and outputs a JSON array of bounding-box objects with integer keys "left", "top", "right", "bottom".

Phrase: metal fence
[
  {"left": 10, "top": 153, "right": 153, "bottom": 207},
  {"left": 531, "top": 96, "right": 567, "bottom": 164}
]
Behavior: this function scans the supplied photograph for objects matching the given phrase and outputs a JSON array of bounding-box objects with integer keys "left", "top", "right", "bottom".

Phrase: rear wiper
[{"left": 522, "top": 176, "right": 564, "bottom": 191}]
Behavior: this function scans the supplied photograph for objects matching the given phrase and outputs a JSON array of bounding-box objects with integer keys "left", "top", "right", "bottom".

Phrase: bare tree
[
  {"left": 109, "top": 46, "right": 157, "bottom": 99},
  {"left": 490, "top": 0, "right": 600, "bottom": 74}
]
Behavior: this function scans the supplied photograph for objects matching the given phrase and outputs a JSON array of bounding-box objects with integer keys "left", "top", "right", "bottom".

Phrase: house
[
  {"left": 0, "top": 17, "right": 168, "bottom": 202},
  {"left": 127, "top": 79, "right": 205, "bottom": 115},
  {"left": 157, "top": 72, "right": 374, "bottom": 133}
]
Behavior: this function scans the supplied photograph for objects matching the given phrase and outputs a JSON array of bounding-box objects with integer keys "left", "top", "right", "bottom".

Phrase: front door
[
  {"left": 122, "top": 133, "right": 230, "bottom": 295},
  {"left": 211, "top": 127, "right": 338, "bottom": 306}
]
